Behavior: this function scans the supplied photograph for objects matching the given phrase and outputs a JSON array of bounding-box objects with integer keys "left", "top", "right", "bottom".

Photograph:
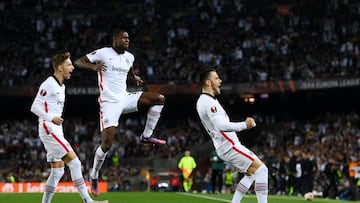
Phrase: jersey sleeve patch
[
  {"left": 40, "top": 89, "right": 47, "bottom": 96},
  {"left": 210, "top": 106, "right": 217, "bottom": 113}
]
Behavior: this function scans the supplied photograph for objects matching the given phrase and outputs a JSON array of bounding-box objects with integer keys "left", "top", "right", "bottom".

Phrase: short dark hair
[
  {"left": 52, "top": 52, "right": 70, "bottom": 70},
  {"left": 199, "top": 68, "right": 216, "bottom": 86},
  {"left": 112, "top": 29, "right": 127, "bottom": 38}
]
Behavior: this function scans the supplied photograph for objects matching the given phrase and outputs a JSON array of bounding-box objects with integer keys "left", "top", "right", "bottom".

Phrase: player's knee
[
  {"left": 255, "top": 164, "right": 268, "bottom": 179},
  {"left": 101, "top": 136, "right": 113, "bottom": 151},
  {"left": 245, "top": 171, "right": 254, "bottom": 176},
  {"left": 101, "top": 143, "right": 112, "bottom": 152},
  {"left": 101, "top": 131, "right": 114, "bottom": 152},
  {"left": 66, "top": 157, "right": 81, "bottom": 170},
  {"left": 51, "top": 167, "right": 65, "bottom": 178}
]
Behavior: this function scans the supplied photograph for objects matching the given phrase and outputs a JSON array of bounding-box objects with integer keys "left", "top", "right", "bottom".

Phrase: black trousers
[{"left": 211, "top": 169, "right": 223, "bottom": 193}]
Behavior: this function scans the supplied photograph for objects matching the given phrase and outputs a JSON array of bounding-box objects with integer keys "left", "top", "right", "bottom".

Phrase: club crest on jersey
[
  {"left": 210, "top": 106, "right": 217, "bottom": 113},
  {"left": 40, "top": 89, "right": 47, "bottom": 96}
]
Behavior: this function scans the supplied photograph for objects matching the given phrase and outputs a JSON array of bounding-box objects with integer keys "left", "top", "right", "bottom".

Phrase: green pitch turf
[{"left": 0, "top": 192, "right": 355, "bottom": 203}]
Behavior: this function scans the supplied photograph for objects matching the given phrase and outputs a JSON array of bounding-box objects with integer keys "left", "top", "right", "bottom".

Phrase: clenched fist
[{"left": 245, "top": 117, "right": 256, "bottom": 129}]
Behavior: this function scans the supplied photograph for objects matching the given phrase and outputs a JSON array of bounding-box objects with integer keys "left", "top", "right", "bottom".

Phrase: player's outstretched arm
[{"left": 212, "top": 116, "right": 256, "bottom": 132}]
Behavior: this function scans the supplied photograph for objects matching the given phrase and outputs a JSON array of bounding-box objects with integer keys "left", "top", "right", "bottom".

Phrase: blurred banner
[
  {"left": 0, "top": 182, "right": 108, "bottom": 193},
  {"left": 1, "top": 77, "right": 359, "bottom": 96}
]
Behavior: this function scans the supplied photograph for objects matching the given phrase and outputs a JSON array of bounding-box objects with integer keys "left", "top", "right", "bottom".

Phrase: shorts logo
[
  {"left": 104, "top": 119, "right": 109, "bottom": 124},
  {"left": 40, "top": 89, "right": 47, "bottom": 96},
  {"left": 210, "top": 106, "right": 217, "bottom": 113},
  {"left": 91, "top": 51, "right": 97, "bottom": 55}
]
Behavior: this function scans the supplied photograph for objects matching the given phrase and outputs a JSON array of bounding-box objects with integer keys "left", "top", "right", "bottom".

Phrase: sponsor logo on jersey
[{"left": 111, "top": 66, "right": 128, "bottom": 73}]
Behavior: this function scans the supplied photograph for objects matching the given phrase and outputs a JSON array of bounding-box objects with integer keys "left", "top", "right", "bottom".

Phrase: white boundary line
[{"left": 177, "top": 192, "right": 231, "bottom": 202}]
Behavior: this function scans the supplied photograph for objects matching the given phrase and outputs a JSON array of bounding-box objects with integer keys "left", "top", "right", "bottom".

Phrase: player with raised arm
[
  {"left": 30, "top": 52, "right": 108, "bottom": 203},
  {"left": 74, "top": 29, "right": 166, "bottom": 196},
  {"left": 196, "top": 68, "right": 268, "bottom": 203}
]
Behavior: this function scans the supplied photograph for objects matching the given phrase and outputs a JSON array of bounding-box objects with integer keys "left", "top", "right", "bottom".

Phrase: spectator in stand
[{"left": 2, "top": 0, "right": 360, "bottom": 87}]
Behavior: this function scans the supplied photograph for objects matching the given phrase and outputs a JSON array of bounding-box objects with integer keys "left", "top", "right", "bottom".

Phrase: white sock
[
  {"left": 254, "top": 165, "right": 269, "bottom": 203},
  {"left": 91, "top": 146, "right": 107, "bottom": 179},
  {"left": 42, "top": 167, "right": 64, "bottom": 203},
  {"left": 232, "top": 175, "right": 254, "bottom": 203},
  {"left": 67, "top": 158, "right": 92, "bottom": 203},
  {"left": 142, "top": 105, "right": 163, "bottom": 138}
]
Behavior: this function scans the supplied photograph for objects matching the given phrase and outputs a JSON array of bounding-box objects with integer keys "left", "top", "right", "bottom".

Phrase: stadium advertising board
[{"left": 0, "top": 182, "right": 108, "bottom": 193}]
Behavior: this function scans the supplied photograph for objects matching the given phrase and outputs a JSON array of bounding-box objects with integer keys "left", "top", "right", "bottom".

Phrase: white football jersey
[
  {"left": 196, "top": 93, "right": 247, "bottom": 154},
  {"left": 31, "top": 76, "right": 65, "bottom": 123},
  {"left": 86, "top": 47, "right": 135, "bottom": 102}
]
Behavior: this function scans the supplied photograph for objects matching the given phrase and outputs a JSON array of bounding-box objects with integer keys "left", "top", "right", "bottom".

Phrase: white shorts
[
  {"left": 99, "top": 91, "right": 143, "bottom": 131},
  {"left": 38, "top": 120, "right": 74, "bottom": 162},
  {"left": 218, "top": 143, "right": 259, "bottom": 173}
]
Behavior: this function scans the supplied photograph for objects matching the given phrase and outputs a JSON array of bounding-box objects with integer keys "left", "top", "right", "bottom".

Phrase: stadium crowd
[
  {"left": 1, "top": 0, "right": 360, "bottom": 87},
  {"left": 1, "top": 0, "right": 360, "bottom": 201}
]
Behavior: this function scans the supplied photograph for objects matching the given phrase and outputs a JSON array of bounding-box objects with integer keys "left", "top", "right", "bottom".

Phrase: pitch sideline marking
[{"left": 177, "top": 192, "right": 231, "bottom": 202}]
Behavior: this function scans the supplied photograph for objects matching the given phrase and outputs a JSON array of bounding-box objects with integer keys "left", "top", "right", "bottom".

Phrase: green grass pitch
[{"left": 0, "top": 192, "right": 355, "bottom": 203}]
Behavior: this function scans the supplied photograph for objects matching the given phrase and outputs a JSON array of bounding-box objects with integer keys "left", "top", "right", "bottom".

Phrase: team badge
[
  {"left": 210, "top": 106, "right": 217, "bottom": 113},
  {"left": 40, "top": 89, "right": 47, "bottom": 96}
]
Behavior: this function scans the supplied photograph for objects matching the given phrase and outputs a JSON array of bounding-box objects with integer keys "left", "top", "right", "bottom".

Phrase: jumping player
[{"left": 74, "top": 29, "right": 166, "bottom": 196}]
